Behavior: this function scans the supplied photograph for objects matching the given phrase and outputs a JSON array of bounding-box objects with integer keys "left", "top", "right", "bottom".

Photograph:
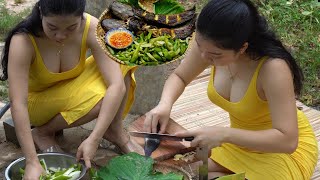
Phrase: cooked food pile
[{"left": 100, "top": 0, "right": 196, "bottom": 66}]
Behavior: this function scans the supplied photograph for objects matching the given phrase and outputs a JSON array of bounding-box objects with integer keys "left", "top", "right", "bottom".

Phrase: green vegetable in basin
[
  {"left": 20, "top": 159, "right": 82, "bottom": 180},
  {"left": 91, "top": 152, "right": 184, "bottom": 180}
]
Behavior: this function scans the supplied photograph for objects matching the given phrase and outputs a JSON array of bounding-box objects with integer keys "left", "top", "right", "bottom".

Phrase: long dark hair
[
  {"left": 0, "top": 0, "right": 86, "bottom": 80},
  {"left": 196, "top": 0, "right": 303, "bottom": 96}
]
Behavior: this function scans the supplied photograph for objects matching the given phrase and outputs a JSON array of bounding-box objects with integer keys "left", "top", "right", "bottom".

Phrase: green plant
[
  {"left": 254, "top": 0, "right": 320, "bottom": 107},
  {"left": 0, "top": 0, "right": 30, "bottom": 41},
  {"left": 0, "top": 81, "right": 8, "bottom": 102}
]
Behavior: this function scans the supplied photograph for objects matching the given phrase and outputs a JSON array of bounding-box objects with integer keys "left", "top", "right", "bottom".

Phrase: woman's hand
[
  {"left": 23, "top": 160, "right": 45, "bottom": 180},
  {"left": 175, "top": 126, "right": 228, "bottom": 149},
  {"left": 76, "top": 137, "right": 100, "bottom": 168},
  {"left": 144, "top": 102, "right": 172, "bottom": 133}
]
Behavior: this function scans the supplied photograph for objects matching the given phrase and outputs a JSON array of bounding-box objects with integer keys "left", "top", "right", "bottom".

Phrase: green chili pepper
[
  {"left": 150, "top": 36, "right": 166, "bottom": 44},
  {"left": 180, "top": 44, "right": 187, "bottom": 55},
  {"left": 146, "top": 31, "right": 153, "bottom": 40},
  {"left": 146, "top": 53, "right": 158, "bottom": 62},
  {"left": 130, "top": 44, "right": 140, "bottom": 63},
  {"left": 152, "top": 53, "right": 162, "bottom": 61},
  {"left": 106, "top": 45, "right": 115, "bottom": 55}
]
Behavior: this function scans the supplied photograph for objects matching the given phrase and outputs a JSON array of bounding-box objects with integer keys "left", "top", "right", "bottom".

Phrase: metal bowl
[{"left": 5, "top": 152, "right": 87, "bottom": 180}]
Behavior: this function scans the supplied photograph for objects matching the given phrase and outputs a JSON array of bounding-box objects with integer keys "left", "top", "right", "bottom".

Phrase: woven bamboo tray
[{"left": 95, "top": 7, "right": 194, "bottom": 66}]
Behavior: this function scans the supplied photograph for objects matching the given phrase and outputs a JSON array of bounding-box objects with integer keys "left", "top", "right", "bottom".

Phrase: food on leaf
[
  {"left": 92, "top": 152, "right": 184, "bottom": 180},
  {"left": 99, "top": 0, "right": 196, "bottom": 66},
  {"left": 138, "top": 0, "right": 159, "bottom": 13},
  {"left": 105, "top": 28, "right": 134, "bottom": 49}
]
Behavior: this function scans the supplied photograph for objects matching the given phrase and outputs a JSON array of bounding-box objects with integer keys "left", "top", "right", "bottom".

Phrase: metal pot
[{"left": 5, "top": 152, "right": 87, "bottom": 180}]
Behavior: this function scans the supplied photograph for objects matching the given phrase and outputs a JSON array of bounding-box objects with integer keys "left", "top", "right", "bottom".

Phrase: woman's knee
[
  {"left": 208, "top": 159, "right": 233, "bottom": 173},
  {"left": 91, "top": 100, "right": 103, "bottom": 115}
]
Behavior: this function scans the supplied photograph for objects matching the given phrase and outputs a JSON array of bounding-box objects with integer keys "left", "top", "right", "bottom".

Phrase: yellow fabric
[
  {"left": 217, "top": 172, "right": 245, "bottom": 180},
  {"left": 207, "top": 57, "right": 318, "bottom": 180},
  {"left": 27, "top": 14, "right": 136, "bottom": 126}
]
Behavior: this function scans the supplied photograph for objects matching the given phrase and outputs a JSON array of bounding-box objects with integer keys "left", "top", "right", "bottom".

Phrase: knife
[{"left": 129, "top": 131, "right": 194, "bottom": 142}]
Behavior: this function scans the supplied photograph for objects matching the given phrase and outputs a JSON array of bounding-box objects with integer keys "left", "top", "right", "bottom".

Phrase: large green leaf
[
  {"left": 96, "top": 152, "right": 183, "bottom": 180},
  {"left": 154, "top": 0, "right": 185, "bottom": 15},
  {"left": 117, "top": 0, "right": 139, "bottom": 7}
]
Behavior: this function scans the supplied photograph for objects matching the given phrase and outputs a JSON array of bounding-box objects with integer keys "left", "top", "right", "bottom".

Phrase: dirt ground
[{"left": 5, "top": 0, "right": 37, "bottom": 13}]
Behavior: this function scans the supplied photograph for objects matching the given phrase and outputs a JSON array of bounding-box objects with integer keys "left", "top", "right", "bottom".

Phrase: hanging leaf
[{"left": 154, "top": 0, "right": 185, "bottom": 15}]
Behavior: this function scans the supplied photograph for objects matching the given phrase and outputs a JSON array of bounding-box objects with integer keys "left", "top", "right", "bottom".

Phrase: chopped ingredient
[
  {"left": 20, "top": 159, "right": 82, "bottom": 180},
  {"left": 173, "top": 151, "right": 195, "bottom": 162}
]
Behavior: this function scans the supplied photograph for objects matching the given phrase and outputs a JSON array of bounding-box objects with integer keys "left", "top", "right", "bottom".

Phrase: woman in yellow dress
[
  {"left": 1, "top": 0, "right": 143, "bottom": 179},
  {"left": 144, "top": 0, "right": 318, "bottom": 179}
]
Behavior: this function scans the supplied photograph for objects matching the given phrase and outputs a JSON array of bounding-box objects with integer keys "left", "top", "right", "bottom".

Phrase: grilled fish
[
  {"left": 133, "top": 6, "right": 196, "bottom": 27},
  {"left": 128, "top": 17, "right": 196, "bottom": 39},
  {"left": 110, "top": 1, "right": 134, "bottom": 20},
  {"left": 101, "top": 19, "right": 127, "bottom": 31}
]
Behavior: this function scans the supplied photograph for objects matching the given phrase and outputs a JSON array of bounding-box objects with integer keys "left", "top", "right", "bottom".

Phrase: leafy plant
[
  {"left": 253, "top": 0, "right": 320, "bottom": 107},
  {"left": 92, "top": 152, "right": 183, "bottom": 180},
  {"left": 118, "top": 0, "right": 185, "bottom": 15},
  {"left": 0, "top": 0, "right": 30, "bottom": 41},
  {"left": 154, "top": 0, "right": 185, "bottom": 15}
]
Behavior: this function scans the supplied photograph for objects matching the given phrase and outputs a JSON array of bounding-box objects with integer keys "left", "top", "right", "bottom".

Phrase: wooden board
[{"left": 128, "top": 115, "right": 195, "bottom": 161}]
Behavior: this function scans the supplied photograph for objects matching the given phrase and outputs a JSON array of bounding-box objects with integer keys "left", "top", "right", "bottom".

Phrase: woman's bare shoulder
[
  {"left": 260, "top": 58, "right": 291, "bottom": 76},
  {"left": 10, "top": 33, "right": 34, "bottom": 55},
  {"left": 259, "top": 57, "right": 294, "bottom": 91}
]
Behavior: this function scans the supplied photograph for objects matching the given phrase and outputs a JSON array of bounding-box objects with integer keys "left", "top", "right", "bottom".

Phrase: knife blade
[
  {"left": 129, "top": 131, "right": 194, "bottom": 142},
  {"left": 144, "top": 137, "right": 160, "bottom": 157}
]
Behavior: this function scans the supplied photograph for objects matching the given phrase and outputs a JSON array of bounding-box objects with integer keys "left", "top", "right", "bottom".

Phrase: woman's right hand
[
  {"left": 23, "top": 160, "right": 45, "bottom": 180},
  {"left": 144, "top": 102, "right": 172, "bottom": 133}
]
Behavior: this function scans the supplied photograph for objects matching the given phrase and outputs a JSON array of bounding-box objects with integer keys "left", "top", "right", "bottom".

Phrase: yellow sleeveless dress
[
  {"left": 207, "top": 57, "right": 318, "bottom": 180},
  {"left": 27, "top": 14, "right": 136, "bottom": 126}
]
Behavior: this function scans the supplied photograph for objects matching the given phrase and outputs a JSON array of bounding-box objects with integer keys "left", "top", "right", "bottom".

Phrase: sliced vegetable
[{"left": 20, "top": 160, "right": 82, "bottom": 180}]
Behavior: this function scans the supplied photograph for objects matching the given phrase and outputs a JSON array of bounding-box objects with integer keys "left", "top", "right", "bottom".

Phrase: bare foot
[
  {"left": 103, "top": 128, "right": 144, "bottom": 155},
  {"left": 31, "top": 128, "right": 61, "bottom": 152}
]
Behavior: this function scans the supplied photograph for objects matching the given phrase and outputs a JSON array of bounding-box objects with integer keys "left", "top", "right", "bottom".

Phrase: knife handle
[{"left": 184, "top": 137, "right": 194, "bottom": 141}]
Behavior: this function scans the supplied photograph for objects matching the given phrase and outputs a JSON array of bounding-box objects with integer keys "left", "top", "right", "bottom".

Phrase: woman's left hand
[
  {"left": 76, "top": 137, "right": 100, "bottom": 168},
  {"left": 175, "top": 126, "right": 228, "bottom": 149}
]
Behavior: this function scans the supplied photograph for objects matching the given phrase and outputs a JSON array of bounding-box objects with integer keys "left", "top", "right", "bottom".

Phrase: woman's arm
[
  {"left": 8, "top": 34, "right": 39, "bottom": 163},
  {"left": 159, "top": 39, "right": 210, "bottom": 107},
  {"left": 224, "top": 59, "right": 298, "bottom": 153},
  {"left": 144, "top": 37, "right": 210, "bottom": 133},
  {"left": 86, "top": 16, "right": 126, "bottom": 142}
]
